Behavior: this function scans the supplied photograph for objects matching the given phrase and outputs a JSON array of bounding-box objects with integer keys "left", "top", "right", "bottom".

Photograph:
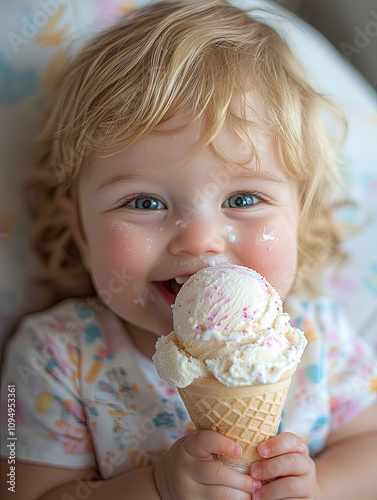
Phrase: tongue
[{"left": 164, "top": 279, "right": 182, "bottom": 295}]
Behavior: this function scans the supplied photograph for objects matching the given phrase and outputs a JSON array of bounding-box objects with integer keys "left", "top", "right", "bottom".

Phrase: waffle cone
[{"left": 178, "top": 367, "right": 296, "bottom": 472}]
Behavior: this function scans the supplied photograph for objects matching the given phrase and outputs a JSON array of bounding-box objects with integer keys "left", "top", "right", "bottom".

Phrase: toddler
[{"left": 1, "top": 1, "right": 376, "bottom": 499}]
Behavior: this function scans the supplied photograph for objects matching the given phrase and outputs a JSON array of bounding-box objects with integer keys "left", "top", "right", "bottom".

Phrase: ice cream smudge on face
[{"left": 153, "top": 265, "right": 307, "bottom": 387}]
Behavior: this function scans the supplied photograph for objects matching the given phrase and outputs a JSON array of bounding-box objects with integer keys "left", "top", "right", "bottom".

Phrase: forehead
[
  {"left": 84, "top": 118, "right": 291, "bottom": 194},
  {"left": 149, "top": 92, "right": 271, "bottom": 158}
]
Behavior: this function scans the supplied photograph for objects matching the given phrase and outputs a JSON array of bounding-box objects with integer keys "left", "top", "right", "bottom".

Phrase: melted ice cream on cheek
[
  {"left": 132, "top": 281, "right": 156, "bottom": 307},
  {"left": 175, "top": 219, "right": 188, "bottom": 229},
  {"left": 110, "top": 221, "right": 158, "bottom": 256},
  {"left": 144, "top": 226, "right": 162, "bottom": 254},
  {"left": 256, "top": 225, "right": 278, "bottom": 250},
  {"left": 111, "top": 222, "right": 136, "bottom": 251},
  {"left": 226, "top": 225, "right": 236, "bottom": 243}
]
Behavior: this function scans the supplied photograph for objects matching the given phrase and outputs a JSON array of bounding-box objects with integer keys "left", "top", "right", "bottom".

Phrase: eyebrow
[
  {"left": 96, "top": 174, "right": 147, "bottom": 193},
  {"left": 226, "top": 168, "right": 287, "bottom": 184}
]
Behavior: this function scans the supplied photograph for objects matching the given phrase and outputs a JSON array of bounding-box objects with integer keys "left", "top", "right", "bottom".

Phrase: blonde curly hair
[{"left": 28, "top": 0, "right": 346, "bottom": 300}]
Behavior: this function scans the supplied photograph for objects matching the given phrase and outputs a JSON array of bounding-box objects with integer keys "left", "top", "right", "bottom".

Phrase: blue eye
[
  {"left": 127, "top": 196, "right": 166, "bottom": 210},
  {"left": 224, "top": 193, "right": 260, "bottom": 208}
]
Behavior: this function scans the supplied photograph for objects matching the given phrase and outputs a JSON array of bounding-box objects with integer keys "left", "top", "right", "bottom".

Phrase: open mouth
[
  {"left": 163, "top": 276, "right": 190, "bottom": 296},
  {"left": 153, "top": 275, "right": 193, "bottom": 307}
]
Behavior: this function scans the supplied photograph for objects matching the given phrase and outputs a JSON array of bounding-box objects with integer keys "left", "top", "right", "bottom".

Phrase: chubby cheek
[
  {"left": 85, "top": 220, "right": 159, "bottom": 297},
  {"left": 237, "top": 222, "right": 298, "bottom": 298}
]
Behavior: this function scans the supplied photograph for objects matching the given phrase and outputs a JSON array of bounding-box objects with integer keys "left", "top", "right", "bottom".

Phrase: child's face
[{"left": 73, "top": 114, "right": 299, "bottom": 349}]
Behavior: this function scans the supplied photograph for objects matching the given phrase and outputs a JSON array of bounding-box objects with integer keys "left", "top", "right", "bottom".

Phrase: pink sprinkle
[{"left": 242, "top": 308, "right": 256, "bottom": 321}]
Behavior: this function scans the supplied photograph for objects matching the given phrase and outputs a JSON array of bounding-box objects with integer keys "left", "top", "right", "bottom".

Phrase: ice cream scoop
[{"left": 153, "top": 265, "right": 307, "bottom": 387}]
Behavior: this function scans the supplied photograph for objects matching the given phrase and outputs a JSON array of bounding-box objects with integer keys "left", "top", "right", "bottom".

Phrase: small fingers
[
  {"left": 252, "top": 475, "right": 309, "bottom": 500},
  {"left": 257, "top": 432, "right": 307, "bottom": 459},
  {"left": 207, "top": 485, "right": 255, "bottom": 500},
  {"left": 184, "top": 430, "right": 243, "bottom": 460},
  {"left": 195, "top": 459, "right": 261, "bottom": 494},
  {"left": 251, "top": 452, "right": 312, "bottom": 482}
]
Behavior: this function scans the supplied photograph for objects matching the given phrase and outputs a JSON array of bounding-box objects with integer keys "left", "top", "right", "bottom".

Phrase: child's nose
[{"left": 168, "top": 216, "right": 227, "bottom": 256}]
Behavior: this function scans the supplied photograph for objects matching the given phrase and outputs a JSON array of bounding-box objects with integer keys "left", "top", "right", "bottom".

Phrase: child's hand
[
  {"left": 250, "top": 432, "right": 317, "bottom": 500},
  {"left": 154, "top": 429, "right": 262, "bottom": 499}
]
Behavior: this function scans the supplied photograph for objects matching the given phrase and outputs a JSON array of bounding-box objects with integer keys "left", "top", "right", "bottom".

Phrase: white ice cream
[{"left": 153, "top": 265, "right": 307, "bottom": 387}]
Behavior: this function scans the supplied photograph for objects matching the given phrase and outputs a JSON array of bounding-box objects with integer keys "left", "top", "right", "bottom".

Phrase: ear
[{"left": 59, "top": 197, "right": 91, "bottom": 272}]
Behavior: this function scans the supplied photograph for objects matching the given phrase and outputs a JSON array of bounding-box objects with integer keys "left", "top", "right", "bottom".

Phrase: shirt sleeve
[
  {"left": 0, "top": 312, "right": 96, "bottom": 468},
  {"left": 320, "top": 300, "right": 377, "bottom": 430}
]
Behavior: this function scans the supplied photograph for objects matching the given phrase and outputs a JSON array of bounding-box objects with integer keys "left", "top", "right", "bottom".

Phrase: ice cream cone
[{"left": 178, "top": 366, "right": 296, "bottom": 473}]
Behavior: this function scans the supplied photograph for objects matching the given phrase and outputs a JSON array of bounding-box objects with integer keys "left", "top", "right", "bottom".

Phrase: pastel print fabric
[{"left": 0, "top": 299, "right": 192, "bottom": 475}]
